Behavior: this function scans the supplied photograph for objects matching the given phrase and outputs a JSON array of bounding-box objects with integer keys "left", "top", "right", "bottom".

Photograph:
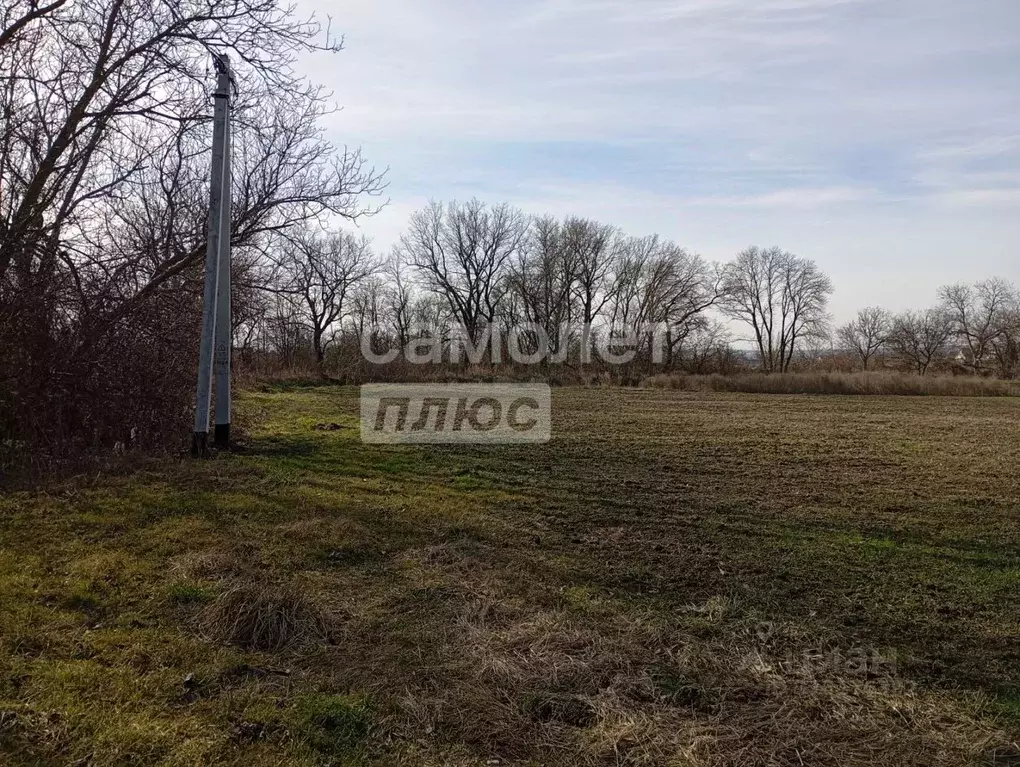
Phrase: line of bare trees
[
  {"left": 838, "top": 278, "right": 1020, "bottom": 378},
  {"left": 240, "top": 200, "right": 832, "bottom": 379},
  {"left": 244, "top": 200, "right": 1019, "bottom": 384}
]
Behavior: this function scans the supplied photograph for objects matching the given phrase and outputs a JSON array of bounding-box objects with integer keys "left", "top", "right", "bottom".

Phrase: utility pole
[
  {"left": 192, "top": 54, "right": 233, "bottom": 457},
  {"left": 213, "top": 67, "right": 233, "bottom": 450}
]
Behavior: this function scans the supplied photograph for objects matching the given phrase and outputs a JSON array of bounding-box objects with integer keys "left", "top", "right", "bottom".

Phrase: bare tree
[
  {"left": 837, "top": 306, "right": 892, "bottom": 370},
  {"left": 721, "top": 246, "right": 833, "bottom": 373},
  {"left": 232, "top": 248, "right": 272, "bottom": 369},
  {"left": 887, "top": 308, "right": 953, "bottom": 375},
  {"left": 397, "top": 199, "right": 528, "bottom": 348},
  {"left": 609, "top": 236, "right": 724, "bottom": 368},
  {"left": 508, "top": 215, "right": 579, "bottom": 358},
  {"left": 350, "top": 275, "right": 390, "bottom": 362},
  {"left": 264, "top": 293, "right": 310, "bottom": 371},
  {"left": 0, "top": 0, "right": 384, "bottom": 471},
  {"left": 938, "top": 278, "right": 1018, "bottom": 372},
  {"left": 566, "top": 217, "right": 621, "bottom": 358},
  {"left": 0, "top": 0, "right": 382, "bottom": 290},
  {"left": 273, "top": 229, "right": 376, "bottom": 373},
  {"left": 990, "top": 305, "right": 1020, "bottom": 379},
  {"left": 382, "top": 255, "right": 414, "bottom": 351}
]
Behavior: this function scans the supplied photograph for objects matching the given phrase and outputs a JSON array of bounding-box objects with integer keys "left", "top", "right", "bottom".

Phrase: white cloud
[{"left": 293, "top": 0, "right": 1020, "bottom": 321}]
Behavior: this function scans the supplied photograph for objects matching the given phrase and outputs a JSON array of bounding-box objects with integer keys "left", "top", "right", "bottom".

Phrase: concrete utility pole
[
  {"left": 213, "top": 71, "right": 233, "bottom": 449},
  {"left": 192, "top": 54, "right": 233, "bottom": 457}
]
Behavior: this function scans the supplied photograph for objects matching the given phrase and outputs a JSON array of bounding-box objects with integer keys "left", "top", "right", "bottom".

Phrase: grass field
[{"left": 2, "top": 386, "right": 1019, "bottom": 766}]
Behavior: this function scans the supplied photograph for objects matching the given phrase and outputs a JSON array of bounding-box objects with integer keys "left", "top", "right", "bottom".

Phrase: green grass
[
  {"left": 167, "top": 582, "right": 217, "bottom": 605},
  {"left": 1, "top": 385, "right": 1019, "bottom": 765},
  {"left": 294, "top": 693, "right": 373, "bottom": 752}
]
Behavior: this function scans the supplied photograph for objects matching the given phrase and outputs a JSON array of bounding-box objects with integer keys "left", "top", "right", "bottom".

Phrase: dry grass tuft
[
  {"left": 170, "top": 547, "right": 247, "bottom": 580},
  {"left": 435, "top": 589, "right": 1015, "bottom": 766},
  {"left": 200, "top": 580, "right": 339, "bottom": 651},
  {"left": 643, "top": 371, "right": 1020, "bottom": 396}
]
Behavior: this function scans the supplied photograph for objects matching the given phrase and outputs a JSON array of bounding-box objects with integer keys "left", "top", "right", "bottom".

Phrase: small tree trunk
[{"left": 313, "top": 329, "right": 327, "bottom": 376}]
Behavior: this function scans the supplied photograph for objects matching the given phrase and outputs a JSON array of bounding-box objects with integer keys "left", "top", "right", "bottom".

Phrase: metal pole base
[
  {"left": 214, "top": 423, "right": 231, "bottom": 450},
  {"left": 191, "top": 431, "right": 211, "bottom": 458}
]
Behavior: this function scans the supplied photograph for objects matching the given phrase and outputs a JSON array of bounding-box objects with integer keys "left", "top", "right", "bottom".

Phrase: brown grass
[
  {"left": 2, "top": 386, "right": 1019, "bottom": 765},
  {"left": 169, "top": 546, "right": 248, "bottom": 581},
  {"left": 200, "top": 581, "right": 340, "bottom": 652},
  {"left": 643, "top": 371, "right": 1020, "bottom": 396},
  {"left": 380, "top": 543, "right": 1009, "bottom": 766}
]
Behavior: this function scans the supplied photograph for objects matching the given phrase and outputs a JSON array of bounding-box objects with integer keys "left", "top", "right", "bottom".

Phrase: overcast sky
[{"left": 295, "top": 0, "right": 1018, "bottom": 323}]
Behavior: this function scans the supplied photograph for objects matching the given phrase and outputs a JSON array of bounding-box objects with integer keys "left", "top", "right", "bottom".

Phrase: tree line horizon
[{"left": 250, "top": 198, "right": 1019, "bottom": 381}]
